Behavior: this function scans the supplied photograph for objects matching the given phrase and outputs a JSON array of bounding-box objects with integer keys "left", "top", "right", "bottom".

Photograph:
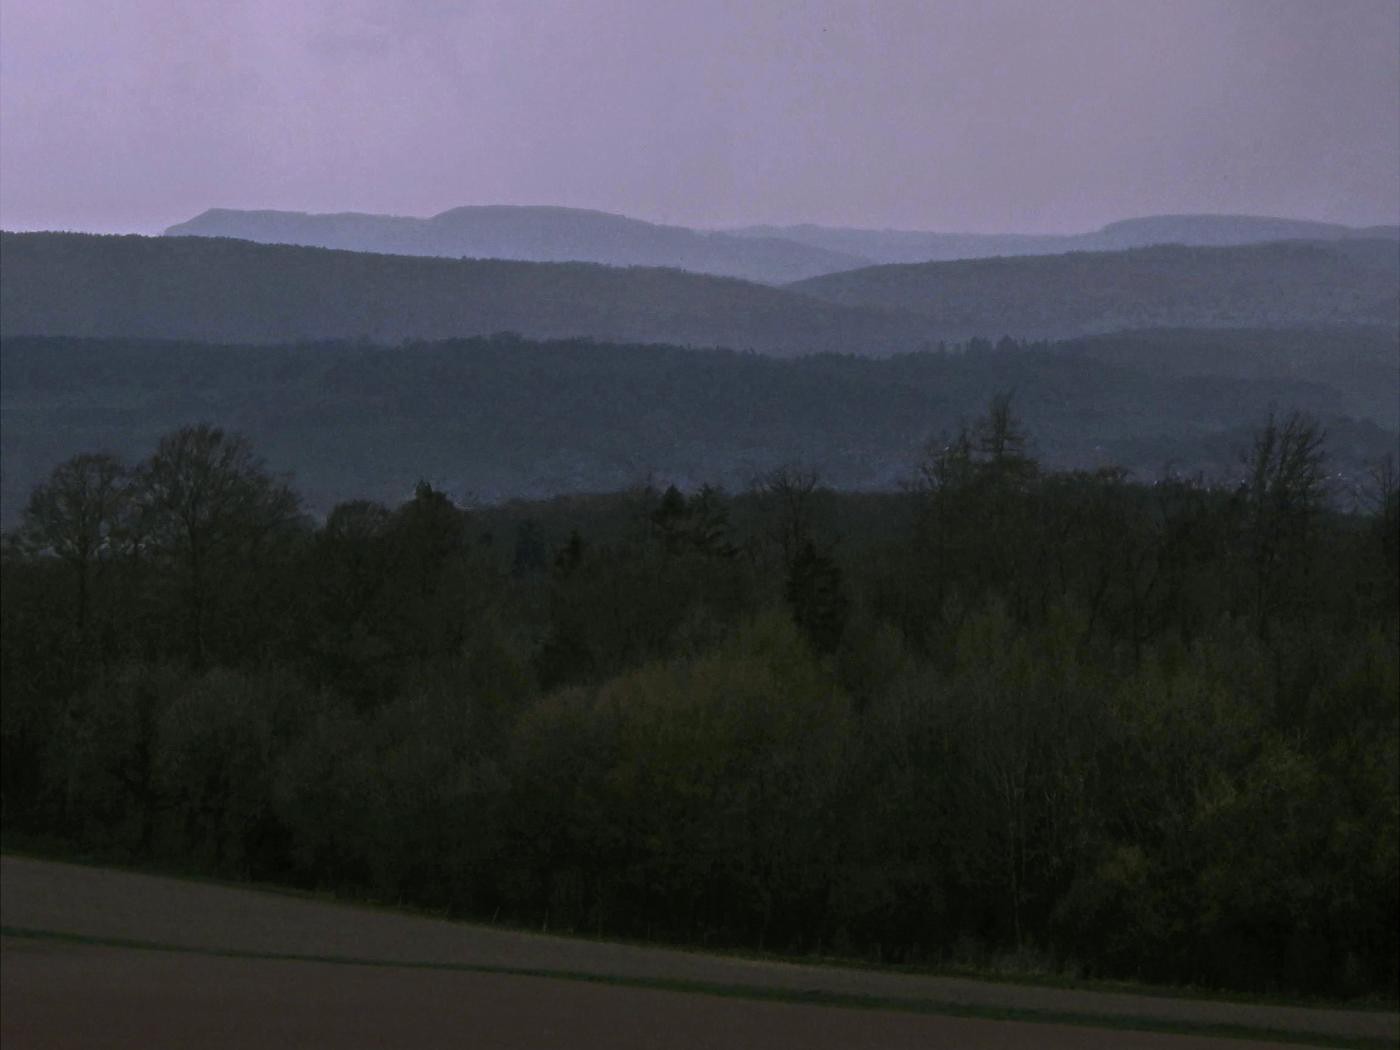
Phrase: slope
[
  {"left": 787, "top": 241, "right": 1400, "bottom": 340},
  {"left": 0, "top": 232, "right": 928, "bottom": 355}
]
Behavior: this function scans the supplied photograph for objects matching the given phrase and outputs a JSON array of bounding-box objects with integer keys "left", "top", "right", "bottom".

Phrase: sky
[{"left": 1, "top": 0, "right": 1397, "bottom": 235}]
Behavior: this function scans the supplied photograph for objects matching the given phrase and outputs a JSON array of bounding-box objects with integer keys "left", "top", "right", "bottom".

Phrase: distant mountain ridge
[
  {"left": 164, "top": 205, "right": 868, "bottom": 284},
  {"left": 730, "top": 214, "right": 1400, "bottom": 265},
  {"left": 164, "top": 205, "right": 1400, "bottom": 280}
]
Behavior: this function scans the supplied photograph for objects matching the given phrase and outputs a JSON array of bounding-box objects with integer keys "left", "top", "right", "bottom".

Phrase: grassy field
[
  {"left": 2, "top": 856, "right": 1396, "bottom": 1049},
  {"left": 4, "top": 936, "right": 1348, "bottom": 1050}
]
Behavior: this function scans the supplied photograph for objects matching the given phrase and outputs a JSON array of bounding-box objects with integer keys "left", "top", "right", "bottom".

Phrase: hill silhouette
[
  {"left": 168, "top": 207, "right": 1400, "bottom": 278},
  {"left": 730, "top": 214, "right": 1400, "bottom": 264},
  {"left": 164, "top": 205, "right": 867, "bottom": 284}
]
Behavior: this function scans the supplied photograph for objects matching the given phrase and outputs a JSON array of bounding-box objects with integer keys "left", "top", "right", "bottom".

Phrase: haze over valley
[{"left": 3, "top": 1, "right": 1399, "bottom": 1038}]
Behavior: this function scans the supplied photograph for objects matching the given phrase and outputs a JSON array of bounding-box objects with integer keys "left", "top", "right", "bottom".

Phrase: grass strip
[
  {"left": 1, "top": 925, "right": 1385, "bottom": 1050},
  {"left": 5, "top": 844, "right": 1392, "bottom": 1015}
]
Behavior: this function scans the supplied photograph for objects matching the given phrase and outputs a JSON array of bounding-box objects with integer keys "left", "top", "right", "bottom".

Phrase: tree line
[{"left": 2, "top": 406, "right": 1396, "bottom": 997}]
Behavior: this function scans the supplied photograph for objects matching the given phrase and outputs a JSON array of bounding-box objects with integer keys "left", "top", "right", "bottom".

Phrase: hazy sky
[{"left": 2, "top": 0, "right": 1397, "bottom": 234}]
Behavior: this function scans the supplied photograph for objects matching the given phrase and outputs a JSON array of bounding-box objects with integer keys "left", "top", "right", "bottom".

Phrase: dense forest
[
  {"left": 3, "top": 224, "right": 1396, "bottom": 1001},
  {"left": 4, "top": 328, "right": 1396, "bottom": 522},
  {"left": 3, "top": 403, "right": 1396, "bottom": 998}
]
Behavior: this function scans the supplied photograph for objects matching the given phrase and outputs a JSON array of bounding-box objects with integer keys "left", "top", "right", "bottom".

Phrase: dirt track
[{"left": 3, "top": 856, "right": 1396, "bottom": 1048}]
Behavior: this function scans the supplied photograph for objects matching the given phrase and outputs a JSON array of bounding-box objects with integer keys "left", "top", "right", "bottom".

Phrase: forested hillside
[
  {"left": 4, "top": 409, "right": 1395, "bottom": 997},
  {"left": 0, "top": 233, "right": 928, "bottom": 354},
  {"left": 5, "top": 232, "right": 1395, "bottom": 352},
  {"left": 4, "top": 329, "right": 1395, "bottom": 521},
  {"left": 164, "top": 205, "right": 867, "bottom": 284},
  {"left": 789, "top": 240, "right": 1400, "bottom": 339},
  {"left": 1052, "top": 327, "right": 1400, "bottom": 425}
]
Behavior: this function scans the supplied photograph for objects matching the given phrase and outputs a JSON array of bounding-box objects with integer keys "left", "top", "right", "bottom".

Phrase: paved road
[{"left": 3, "top": 856, "right": 1395, "bottom": 1047}]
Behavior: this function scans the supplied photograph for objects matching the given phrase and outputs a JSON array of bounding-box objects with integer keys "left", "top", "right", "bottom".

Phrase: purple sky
[{"left": 2, "top": 0, "right": 1397, "bottom": 234}]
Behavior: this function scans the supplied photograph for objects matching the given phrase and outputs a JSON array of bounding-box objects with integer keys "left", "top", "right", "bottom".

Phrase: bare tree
[
  {"left": 20, "top": 453, "right": 134, "bottom": 639},
  {"left": 915, "top": 424, "right": 975, "bottom": 495},
  {"left": 137, "top": 425, "right": 300, "bottom": 665},
  {"left": 915, "top": 392, "right": 1036, "bottom": 497},
  {"left": 1245, "top": 409, "right": 1329, "bottom": 517},
  {"left": 1240, "top": 409, "right": 1328, "bottom": 640},
  {"left": 975, "top": 391, "right": 1031, "bottom": 464},
  {"left": 758, "top": 464, "right": 821, "bottom": 565}
]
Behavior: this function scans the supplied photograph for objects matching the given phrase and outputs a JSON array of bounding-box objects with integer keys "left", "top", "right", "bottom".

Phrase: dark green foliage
[
  {"left": 650, "top": 485, "right": 738, "bottom": 559},
  {"left": 785, "top": 541, "right": 850, "bottom": 655},
  {"left": 511, "top": 521, "right": 547, "bottom": 578},
  {"left": 2, "top": 416, "right": 1397, "bottom": 998}
]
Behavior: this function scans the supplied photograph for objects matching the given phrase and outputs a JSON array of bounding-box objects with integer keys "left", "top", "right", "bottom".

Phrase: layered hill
[
  {"left": 167, "top": 207, "right": 1400, "bottom": 278},
  {"left": 5, "top": 232, "right": 1396, "bottom": 353},
  {"left": 731, "top": 214, "right": 1400, "bottom": 265},
  {"left": 788, "top": 240, "right": 1400, "bottom": 341},
  {"left": 0, "top": 233, "right": 929, "bottom": 355},
  {"left": 163, "top": 205, "right": 867, "bottom": 284}
]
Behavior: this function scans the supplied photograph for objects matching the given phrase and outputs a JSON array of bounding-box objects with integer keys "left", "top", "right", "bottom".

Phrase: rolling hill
[
  {"left": 0, "top": 232, "right": 929, "bottom": 355},
  {"left": 4, "top": 232, "right": 1396, "bottom": 354},
  {"left": 787, "top": 240, "right": 1400, "bottom": 341},
  {"left": 163, "top": 205, "right": 868, "bottom": 284},
  {"left": 168, "top": 207, "right": 1400, "bottom": 278},
  {"left": 730, "top": 214, "right": 1400, "bottom": 265}
]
